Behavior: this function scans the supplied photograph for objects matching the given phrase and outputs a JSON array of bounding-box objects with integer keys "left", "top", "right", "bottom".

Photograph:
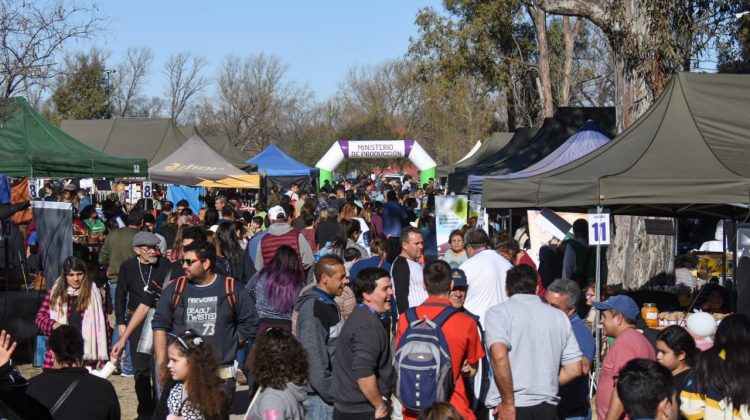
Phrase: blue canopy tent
[
  {"left": 468, "top": 120, "right": 612, "bottom": 192},
  {"left": 246, "top": 144, "right": 318, "bottom": 190}
]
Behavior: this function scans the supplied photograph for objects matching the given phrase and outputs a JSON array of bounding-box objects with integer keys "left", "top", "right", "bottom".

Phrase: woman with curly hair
[
  {"left": 246, "top": 328, "right": 308, "bottom": 420},
  {"left": 154, "top": 329, "right": 226, "bottom": 420}
]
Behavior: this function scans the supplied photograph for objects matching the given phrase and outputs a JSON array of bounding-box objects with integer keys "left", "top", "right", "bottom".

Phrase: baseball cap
[
  {"left": 268, "top": 205, "right": 286, "bottom": 220},
  {"left": 451, "top": 268, "right": 468, "bottom": 289},
  {"left": 133, "top": 231, "right": 160, "bottom": 247},
  {"left": 593, "top": 295, "right": 640, "bottom": 322}
]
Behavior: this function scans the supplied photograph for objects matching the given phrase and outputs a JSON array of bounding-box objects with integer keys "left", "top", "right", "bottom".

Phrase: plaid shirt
[{"left": 35, "top": 288, "right": 112, "bottom": 369}]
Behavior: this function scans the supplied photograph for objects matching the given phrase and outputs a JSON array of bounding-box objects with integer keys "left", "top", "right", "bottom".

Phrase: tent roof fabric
[
  {"left": 468, "top": 121, "right": 611, "bottom": 191},
  {"left": 448, "top": 127, "right": 539, "bottom": 193},
  {"left": 0, "top": 97, "right": 147, "bottom": 178},
  {"left": 451, "top": 107, "right": 616, "bottom": 193},
  {"left": 177, "top": 126, "right": 252, "bottom": 169},
  {"left": 61, "top": 118, "right": 187, "bottom": 165},
  {"left": 437, "top": 133, "right": 514, "bottom": 178},
  {"left": 247, "top": 144, "right": 316, "bottom": 177},
  {"left": 481, "top": 73, "right": 750, "bottom": 217},
  {"left": 149, "top": 134, "right": 260, "bottom": 188}
]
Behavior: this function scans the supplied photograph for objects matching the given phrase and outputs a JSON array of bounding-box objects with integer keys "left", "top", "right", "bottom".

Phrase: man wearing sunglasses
[{"left": 152, "top": 241, "right": 259, "bottom": 408}]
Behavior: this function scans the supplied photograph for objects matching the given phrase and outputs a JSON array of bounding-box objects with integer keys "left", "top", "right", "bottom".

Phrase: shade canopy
[
  {"left": 450, "top": 107, "right": 616, "bottom": 193},
  {"left": 437, "top": 133, "right": 514, "bottom": 178},
  {"left": 448, "top": 127, "right": 539, "bottom": 193},
  {"left": 0, "top": 97, "right": 147, "bottom": 178},
  {"left": 482, "top": 73, "right": 750, "bottom": 218},
  {"left": 469, "top": 121, "right": 611, "bottom": 191},
  {"left": 61, "top": 118, "right": 186, "bottom": 165},
  {"left": 247, "top": 144, "right": 317, "bottom": 177},
  {"left": 177, "top": 126, "right": 252, "bottom": 169},
  {"left": 150, "top": 134, "right": 260, "bottom": 188}
]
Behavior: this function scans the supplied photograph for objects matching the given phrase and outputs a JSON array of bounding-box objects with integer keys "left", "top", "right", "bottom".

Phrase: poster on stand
[
  {"left": 527, "top": 209, "right": 587, "bottom": 267},
  {"left": 435, "top": 195, "right": 468, "bottom": 257}
]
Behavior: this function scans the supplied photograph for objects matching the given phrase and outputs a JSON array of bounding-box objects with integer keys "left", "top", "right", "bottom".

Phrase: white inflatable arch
[{"left": 315, "top": 140, "right": 437, "bottom": 188}]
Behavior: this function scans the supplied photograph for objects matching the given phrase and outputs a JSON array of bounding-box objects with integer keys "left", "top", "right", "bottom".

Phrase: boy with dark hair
[
  {"left": 294, "top": 255, "right": 348, "bottom": 418},
  {"left": 617, "top": 359, "right": 677, "bottom": 420},
  {"left": 332, "top": 267, "right": 393, "bottom": 419}
]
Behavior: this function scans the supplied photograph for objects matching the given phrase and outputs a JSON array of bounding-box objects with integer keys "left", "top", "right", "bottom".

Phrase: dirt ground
[
  {"left": 18, "top": 364, "right": 139, "bottom": 419},
  {"left": 17, "top": 364, "right": 249, "bottom": 420}
]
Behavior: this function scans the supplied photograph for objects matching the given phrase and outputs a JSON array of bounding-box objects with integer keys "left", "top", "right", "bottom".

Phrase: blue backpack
[{"left": 394, "top": 305, "right": 457, "bottom": 412}]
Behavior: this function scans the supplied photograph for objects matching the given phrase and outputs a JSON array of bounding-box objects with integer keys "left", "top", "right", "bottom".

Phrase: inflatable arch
[{"left": 315, "top": 140, "right": 437, "bottom": 188}]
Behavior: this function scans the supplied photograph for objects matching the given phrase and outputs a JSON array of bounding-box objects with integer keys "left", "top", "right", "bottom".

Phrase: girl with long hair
[
  {"left": 249, "top": 246, "right": 306, "bottom": 332},
  {"left": 168, "top": 225, "right": 188, "bottom": 262},
  {"left": 681, "top": 314, "right": 750, "bottom": 419},
  {"left": 246, "top": 328, "right": 308, "bottom": 419},
  {"left": 656, "top": 325, "right": 698, "bottom": 410},
  {"left": 35, "top": 256, "right": 110, "bottom": 369},
  {"left": 214, "top": 222, "right": 254, "bottom": 286},
  {"left": 155, "top": 329, "right": 226, "bottom": 420}
]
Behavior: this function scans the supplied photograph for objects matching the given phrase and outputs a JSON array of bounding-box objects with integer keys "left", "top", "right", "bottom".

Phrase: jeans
[
  {"left": 564, "top": 410, "right": 592, "bottom": 420},
  {"left": 109, "top": 282, "right": 133, "bottom": 375},
  {"left": 303, "top": 394, "right": 334, "bottom": 420},
  {"left": 129, "top": 323, "right": 155, "bottom": 418}
]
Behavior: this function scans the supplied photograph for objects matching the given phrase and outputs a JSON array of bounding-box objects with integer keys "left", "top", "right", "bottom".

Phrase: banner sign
[
  {"left": 435, "top": 195, "right": 468, "bottom": 257},
  {"left": 339, "top": 140, "right": 410, "bottom": 159},
  {"left": 527, "top": 209, "right": 587, "bottom": 266}
]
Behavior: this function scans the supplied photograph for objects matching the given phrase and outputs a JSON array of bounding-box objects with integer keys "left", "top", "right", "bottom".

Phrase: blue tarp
[
  {"left": 246, "top": 144, "right": 317, "bottom": 177},
  {"left": 167, "top": 185, "right": 205, "bottom": 214},
  {"left": 468, "top": 121, "right": 611, "bottom": 193},
  {"left": 0, "top": 176, "right": 10, "bottom": 204}
]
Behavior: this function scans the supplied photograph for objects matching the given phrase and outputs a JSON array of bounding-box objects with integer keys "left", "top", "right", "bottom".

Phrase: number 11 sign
[{"left": 588, "top": 212, "right": 611, "bottom": 245}]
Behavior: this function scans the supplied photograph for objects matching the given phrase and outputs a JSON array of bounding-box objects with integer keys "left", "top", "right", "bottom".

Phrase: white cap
[{"left": 268, "top": 205, "right": 286, "bottom": 220}]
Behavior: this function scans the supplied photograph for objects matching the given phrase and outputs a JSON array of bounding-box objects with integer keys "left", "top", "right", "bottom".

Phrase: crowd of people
[{"left": 0, "top": 177, "right": 748, "bottom": 420}]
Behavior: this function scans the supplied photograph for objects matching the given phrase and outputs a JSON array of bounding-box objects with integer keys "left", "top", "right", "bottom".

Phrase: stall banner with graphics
[
  {"left": 527, "top": 209, "right": 587, "bottom": 267},
  {"left": 435, "top": 195, "right": 468, "bottom": 257}
]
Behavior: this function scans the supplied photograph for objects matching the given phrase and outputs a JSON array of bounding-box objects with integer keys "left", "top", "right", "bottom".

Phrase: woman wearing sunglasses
[{"left": 153, "top": 329, "right": 226, "bottom": 420}]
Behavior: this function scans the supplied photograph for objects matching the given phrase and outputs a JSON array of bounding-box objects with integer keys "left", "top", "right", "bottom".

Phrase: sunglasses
[
  {"left": 180, "top": 258, "right": 206, "bottom": 266},
  {"left": 167, "top": 332, "right": 204, "bottom": 351}
]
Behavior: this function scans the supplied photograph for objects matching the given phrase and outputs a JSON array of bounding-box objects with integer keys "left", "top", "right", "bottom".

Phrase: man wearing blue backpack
[{"left": 394, "top": 260, "right": 485, "bottom": 420}]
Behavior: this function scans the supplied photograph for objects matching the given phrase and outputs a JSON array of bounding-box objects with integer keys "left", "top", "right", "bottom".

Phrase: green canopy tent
[
  {"left": 0, "top": 97, "right": 147, "bottom": 178},
  {"left": 61, "top": 118, "right": 186, "bottom": 166},
  {"left": 481, "top": 73, "right": 750, "bottom": 218}
]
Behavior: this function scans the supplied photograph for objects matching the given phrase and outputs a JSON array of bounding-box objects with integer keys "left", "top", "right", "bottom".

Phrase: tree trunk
[
  {"left": 607, "top": 216, "right": 674, "bottom": 288},
  {"left": 528, "top": 5, "right": 555, "bottom": 118},
  {"left": 560, "top": 17, "right": 581, "bottom": 106}
]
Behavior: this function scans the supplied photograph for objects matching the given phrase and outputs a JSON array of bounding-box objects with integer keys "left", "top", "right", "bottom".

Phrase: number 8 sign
[
  {"left": 143, "top": 181, "right": 152, "bottom": 199},
  {"left": 588, "top": 212, "right": 611, "bottom": 245}
]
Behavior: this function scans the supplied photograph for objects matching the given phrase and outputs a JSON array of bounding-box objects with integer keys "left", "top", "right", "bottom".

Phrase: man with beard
[
  {"left": 115, "top": 231, "right": 174, "bottom": 419},
  {"left": 152, "top": 241, "right": 259, "bottom": 409}
]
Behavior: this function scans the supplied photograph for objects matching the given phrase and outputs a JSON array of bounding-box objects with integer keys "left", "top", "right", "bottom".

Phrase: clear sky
[{"left": 77, "top": 1, "right": 444, "bottom": 101}]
